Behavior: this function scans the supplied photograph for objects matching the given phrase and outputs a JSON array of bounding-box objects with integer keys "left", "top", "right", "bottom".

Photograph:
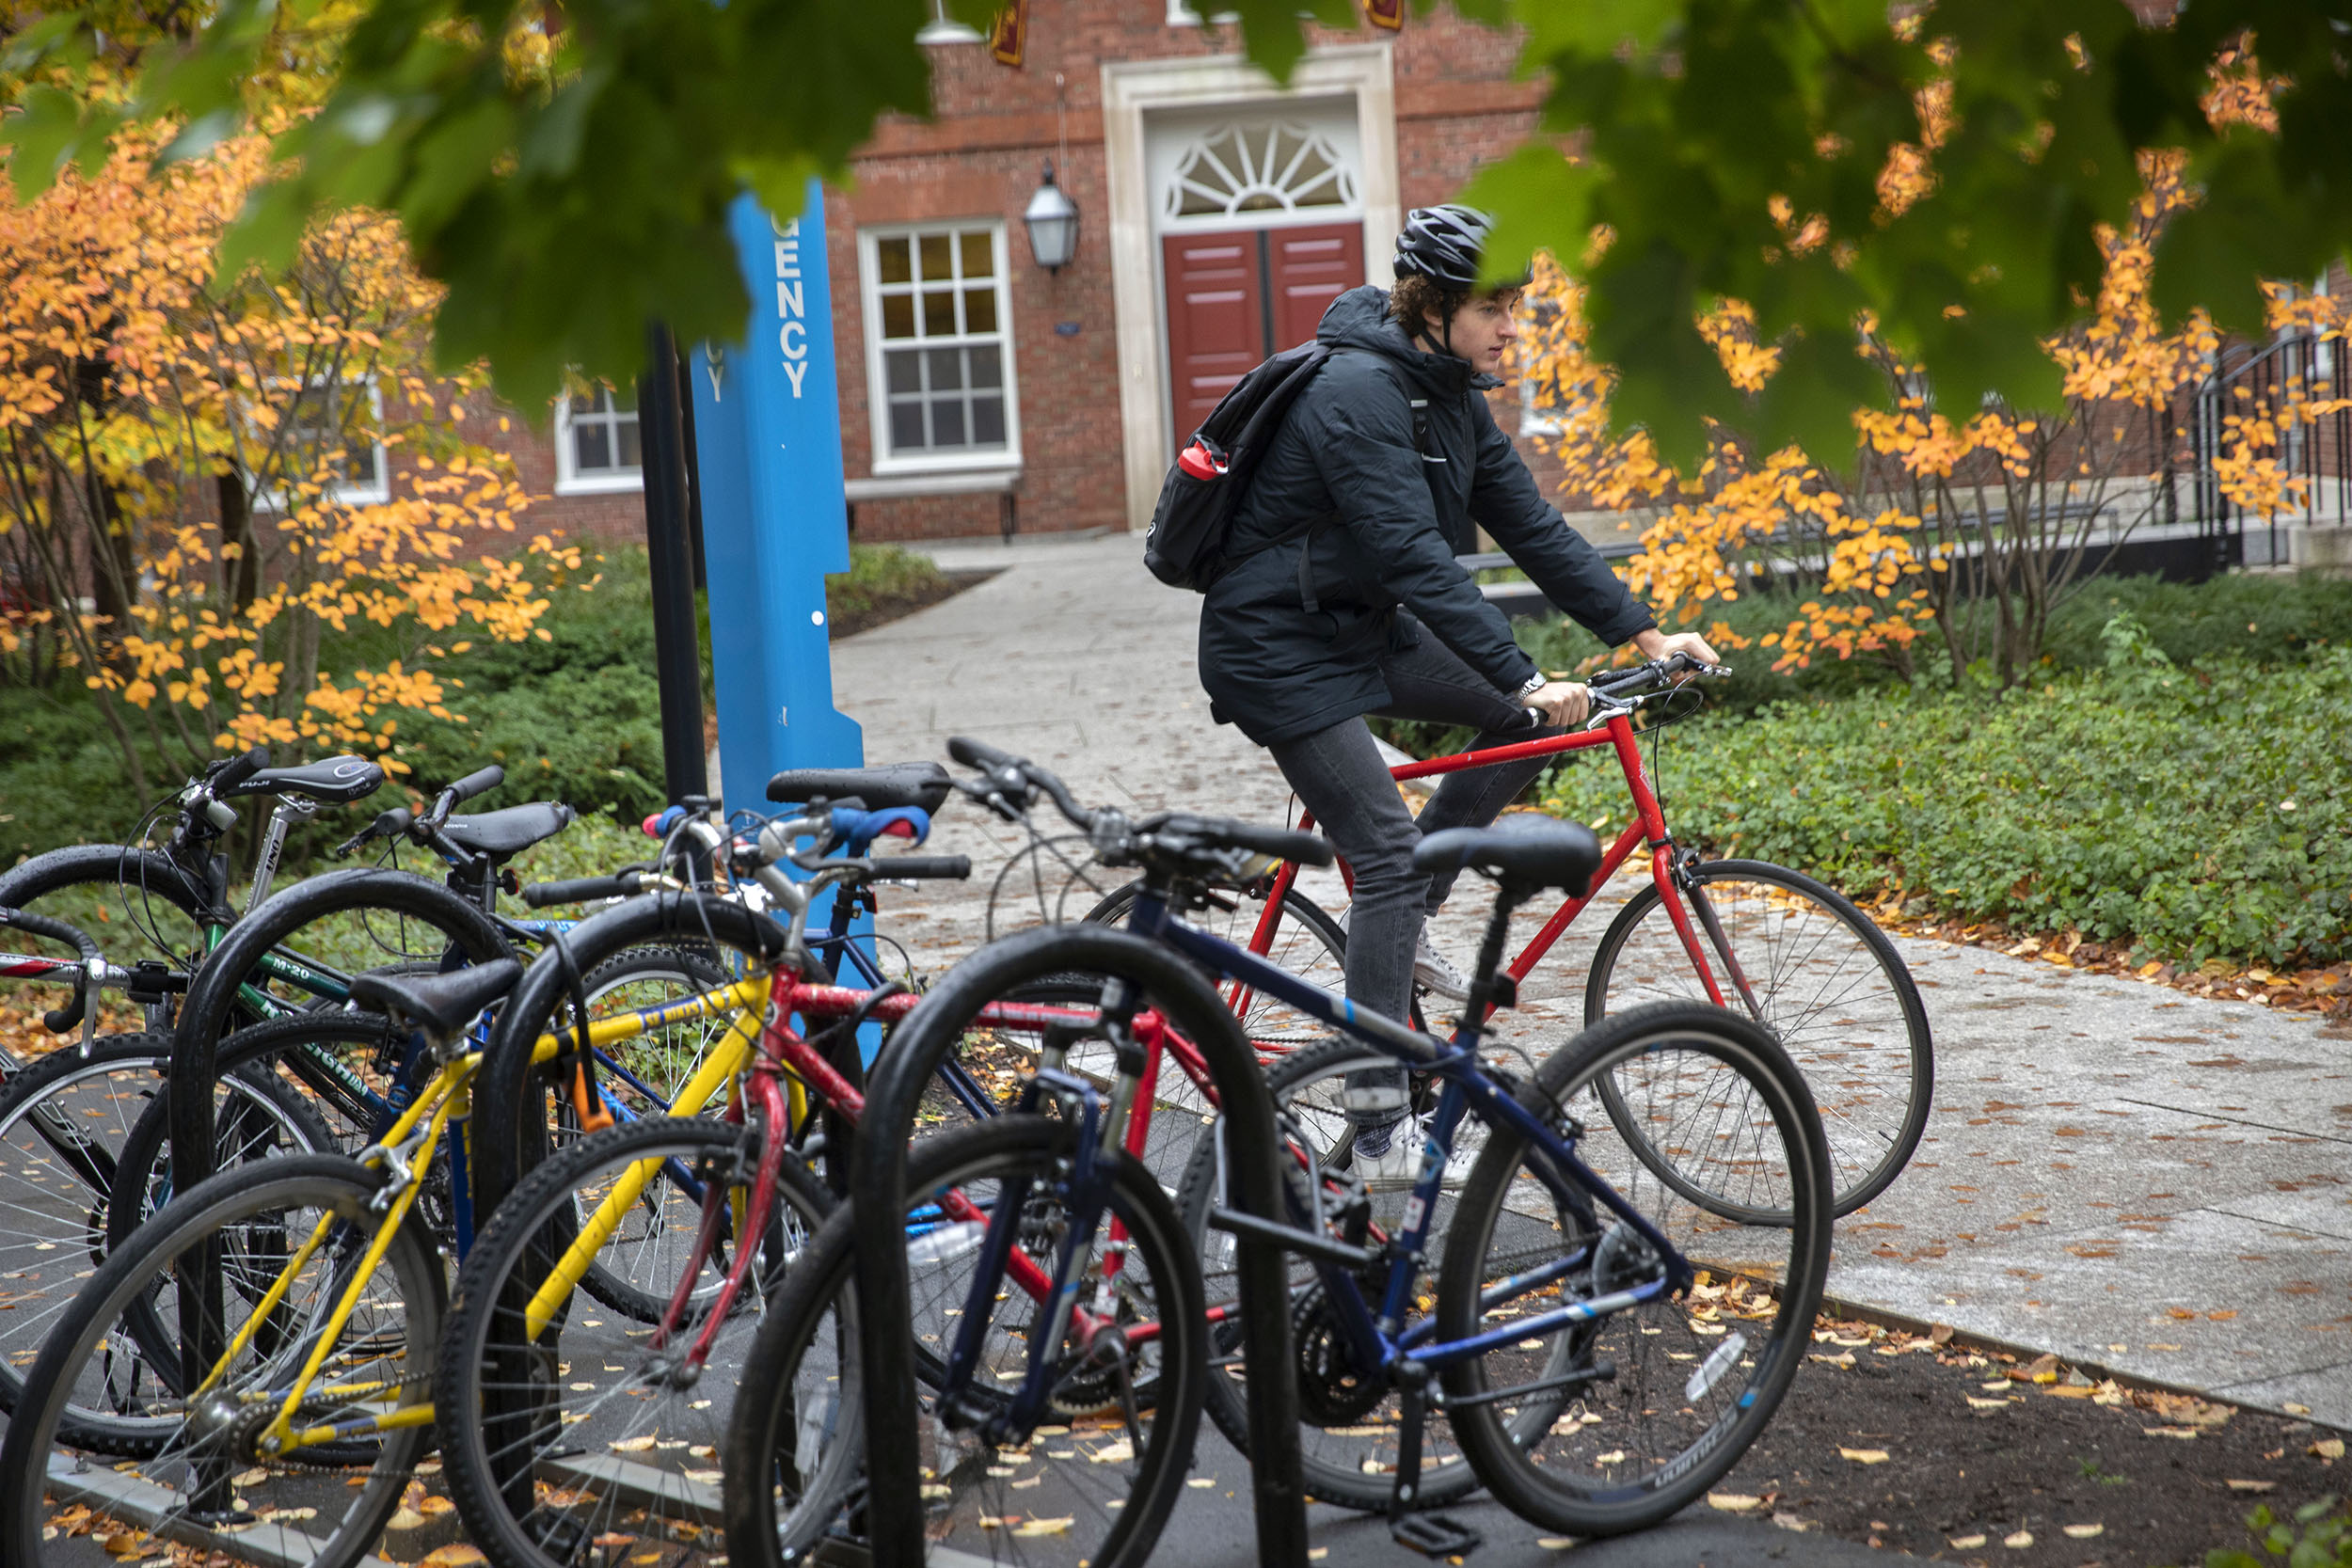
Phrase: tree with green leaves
[{"left": 6, "top": 0, "right": 2345, "bottom": 462}]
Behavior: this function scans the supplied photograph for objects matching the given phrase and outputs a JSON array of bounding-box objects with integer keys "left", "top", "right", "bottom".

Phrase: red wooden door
[
  {"left": 1163, "top": 231, "right": 1264, "bottom": 456},
  {"left": 1266, "top": 224, "right": 1363, "bottom": 353},
  {"left": 1163, "top": 221, "right": 1364, "bottom": 453}
]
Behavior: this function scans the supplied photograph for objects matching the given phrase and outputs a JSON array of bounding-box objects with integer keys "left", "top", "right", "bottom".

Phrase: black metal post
[
  {"left": 640, "top": 321, "right": 707, "bottom": 804},
  {"left": 850, "top": 926, "right": 1311, "bottom": 1568}
]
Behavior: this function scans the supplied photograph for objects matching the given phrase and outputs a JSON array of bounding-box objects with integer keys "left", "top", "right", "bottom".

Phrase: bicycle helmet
[{"left": 1393, "top": 204, "right": 1495, "bottom": 289}]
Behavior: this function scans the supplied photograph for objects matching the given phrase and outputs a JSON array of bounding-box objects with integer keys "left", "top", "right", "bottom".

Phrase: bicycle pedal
[{"left": 1391, "top": 1513, "right": 1483, "bottom": 1558}]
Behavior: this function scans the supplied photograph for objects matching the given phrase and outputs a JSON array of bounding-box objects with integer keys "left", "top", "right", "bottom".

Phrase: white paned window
[
  {"left": 859, "top": 222, "right": 1020, "bottom": 474},
  {"left": 1164, "top": 121, "right": 1357, "bottom": 220},
  {"left": 257, "top": 377, "right": 389, "bottom": 510},
  {"left": 554, "top": 385, "right": 644, "bottom": 495}
]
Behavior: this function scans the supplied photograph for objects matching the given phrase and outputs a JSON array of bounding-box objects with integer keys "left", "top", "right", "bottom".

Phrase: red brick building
[{"left": 518, "top": 4, "right": 1550, "bottom": 548}]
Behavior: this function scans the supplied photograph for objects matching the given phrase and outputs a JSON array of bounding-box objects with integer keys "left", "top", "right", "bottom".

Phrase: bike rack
[
  {"left": 166, "top": 865, "right": 516, "bottom": 1520},
  {"left": 851, "top": 922, "right": 1311, "bottom": 1567}
]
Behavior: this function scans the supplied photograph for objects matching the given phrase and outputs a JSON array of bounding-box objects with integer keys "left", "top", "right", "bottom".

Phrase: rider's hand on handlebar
[
  {"left": 1526, "top": 680, "right": 1591, "bottom": 728},
  {"left": 1632, "top": 627, "right": 1722, "bottom": 673}
]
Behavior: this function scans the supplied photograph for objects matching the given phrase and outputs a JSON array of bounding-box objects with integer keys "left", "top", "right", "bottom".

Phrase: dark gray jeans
[{"left": 1264, "top": 635, "right": 1561, "bottom": 1117}]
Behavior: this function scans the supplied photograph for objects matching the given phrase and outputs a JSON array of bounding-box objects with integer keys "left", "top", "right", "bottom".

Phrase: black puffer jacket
[{"left": 1197, "top": 285, "right": 1655, "bottom": 746}]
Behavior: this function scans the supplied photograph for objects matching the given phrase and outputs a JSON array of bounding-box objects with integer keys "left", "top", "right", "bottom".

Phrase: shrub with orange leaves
[
  {"left": 0, "top": 120, "right": 582, "bottom": 804},
  {"left": 1513, "top": 147, "right": 2346, "bottom": 689}
]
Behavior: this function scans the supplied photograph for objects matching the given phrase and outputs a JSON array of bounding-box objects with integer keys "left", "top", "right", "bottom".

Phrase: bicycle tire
[
  {"left": 1172, "top": 1036, "right": 1483, "bottom": 1511},
  {"left": 1584, "top": 859, "right": 1931, "bottom": 1216},
  {"left": 0, "top": 1032, "right": 334, "bottom": 1420},
  {"left": 0, "top": 1152, "right": 443, "bottom": 1568},
  {"left": 1438, "top": 1002, "right": 1833, "bottom": 1537},
  {"left": 723, "top": 1114, "right": 1204, "bottom": 1568},
  {"left": 436, "top": 1116, "right": 831, "bottom": 1568}
]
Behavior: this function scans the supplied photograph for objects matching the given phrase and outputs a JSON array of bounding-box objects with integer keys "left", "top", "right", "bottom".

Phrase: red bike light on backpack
[{"left": 1178, "top": 437, "right": 1230, "bottom": 481}]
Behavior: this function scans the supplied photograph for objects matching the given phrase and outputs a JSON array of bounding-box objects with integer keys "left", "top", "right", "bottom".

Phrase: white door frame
[{"left": 1102, "top": 43, "right": 1399, "bottom": 532}]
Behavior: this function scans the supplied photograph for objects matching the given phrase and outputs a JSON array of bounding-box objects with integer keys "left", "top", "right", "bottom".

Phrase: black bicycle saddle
[
  {"left": 768, "top": 761, "right": 952, "bottom": 814},
  {"left": 442, "top": 801, "right": 576, "bottom": 859},
  {"left": 349, "top": 959, "right": 523, "bottom": 1038},
  {"left": 1414, "top": 816, "right": 1602, "bottom": 898},
  {"left": 219, "top": 755, "right": 386, "bottom": 804}
]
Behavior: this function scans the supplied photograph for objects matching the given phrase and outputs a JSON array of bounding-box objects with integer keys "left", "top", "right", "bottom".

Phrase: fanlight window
[{"left": 1165, "top": 122, "right": 1358, "bottom": 220}]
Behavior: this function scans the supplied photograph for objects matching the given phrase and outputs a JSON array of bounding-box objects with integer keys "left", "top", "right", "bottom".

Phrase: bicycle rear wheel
[
  {"left": 1584, "top": 859, "right": 1931, "bottom": 1214},
  {"left": 0, "top": 1153, "right": 442, "bottom": 1568},
  {"left": 722, "top": 1115, "right": 1204, "bottom": 1568},
  {"left": 436, "top": 1116, "right": 831, "bottom": 1568},
  {"left": 1438, "top": 1003, "right": 1833, "bottom": 1537},
  {"left": 1173, "top": 1037, "right": 1482, "bottom": 1511}
]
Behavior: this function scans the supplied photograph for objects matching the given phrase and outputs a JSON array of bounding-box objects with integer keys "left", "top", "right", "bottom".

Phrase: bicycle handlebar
[
  {"left": 210, "top": 748, "right": 269, "bottom": 795},
  {"left": 428, "top": 766, "right": 505, "bottom": 825},
  {"left": 946, "top": 736, "right": 1016, "bottom": 771},
  {"left": 0, "top": 907, "right": 102, "bottom": 967},
  {"left": 1154, "top": 815, "right": 1335, "bottom": 870},
  {"left": 1589, "top": 651, "right": 1731, "bottom": 698},
  {"left": 521, "top": 871, "right": 645, "bottom": 908},
  {"left": 879, "top": 855, "right": 973, "bottom": 881},
  {"left": 947, "top": 735, "right": 1094, "bottom": 831},
  {"left": 0, "top": 906, "right": 103, "bottom": 1032}
]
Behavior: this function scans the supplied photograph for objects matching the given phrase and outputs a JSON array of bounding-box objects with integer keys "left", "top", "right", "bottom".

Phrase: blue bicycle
[{"left": 723, "top": 740, "right": 1834, "bottom": 1567}]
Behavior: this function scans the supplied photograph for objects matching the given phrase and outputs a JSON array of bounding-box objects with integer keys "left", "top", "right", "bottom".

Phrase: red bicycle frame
[
  {"left": 1243, "top": 710, "right": 1764, "bottom": 1019},
  {"left": 643, "top": 973, "right": 1176, "bottom": 1373}
]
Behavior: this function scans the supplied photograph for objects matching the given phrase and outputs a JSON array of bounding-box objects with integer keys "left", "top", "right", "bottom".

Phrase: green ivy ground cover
[{"left": 1538, "top": 613, "right": 2351, "bottom": 969}]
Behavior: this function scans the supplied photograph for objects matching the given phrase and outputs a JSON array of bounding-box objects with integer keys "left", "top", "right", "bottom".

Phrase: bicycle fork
[
  {"left": 1663, "top": 847, "right": 1767, "bottom": 1021},
  {"left": 939, "top": 1067, "right": 1122, "bottom": 1445}
]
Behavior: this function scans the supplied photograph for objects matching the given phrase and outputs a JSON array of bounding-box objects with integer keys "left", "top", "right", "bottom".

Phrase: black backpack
[{"left": 1142, "top": 341, "right": 1335, "bottom": 592}]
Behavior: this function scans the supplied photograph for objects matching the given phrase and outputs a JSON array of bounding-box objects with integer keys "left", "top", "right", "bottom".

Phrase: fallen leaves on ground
[{"left": 1871, "top": 912, "right": 2352, "bottom": 1022}]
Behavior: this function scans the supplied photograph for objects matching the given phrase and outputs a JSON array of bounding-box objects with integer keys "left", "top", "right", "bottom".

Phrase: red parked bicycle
[{"left": 1239, "top": 652, "right": 1931, "bottom": 1216}]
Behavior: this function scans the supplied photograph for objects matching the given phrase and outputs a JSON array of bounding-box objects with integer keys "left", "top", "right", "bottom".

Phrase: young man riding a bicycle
[{"left": 1195, "top": 204, "right": 1715, "bottom": 1179}]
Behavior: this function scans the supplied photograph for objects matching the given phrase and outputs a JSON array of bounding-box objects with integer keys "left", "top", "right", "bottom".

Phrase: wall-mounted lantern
[{"left": 1024, "top": 160, "right": 1079, "bottom": 273}]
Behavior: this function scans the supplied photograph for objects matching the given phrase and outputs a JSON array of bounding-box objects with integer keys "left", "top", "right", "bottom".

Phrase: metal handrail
[{"left": 2188, "top": 325, "right": 2350, "bottom": 569}]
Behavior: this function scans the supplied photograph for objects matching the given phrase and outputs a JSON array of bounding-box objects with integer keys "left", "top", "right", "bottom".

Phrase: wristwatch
[{"left": 1516, "top": 672, "right": 1547, "bottom": 698}]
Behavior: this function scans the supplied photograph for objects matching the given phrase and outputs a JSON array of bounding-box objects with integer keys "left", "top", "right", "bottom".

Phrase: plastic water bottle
[{"left": 906, "top": 1220, "right": 986, "bottom": 1269}]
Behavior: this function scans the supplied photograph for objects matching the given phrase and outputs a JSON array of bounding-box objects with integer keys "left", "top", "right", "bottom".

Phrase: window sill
[
  {"left": 554, "top": 472, "right": 645, "bottom": 497},
  {"left": 254, "top": 485, "right": 391, "bottom": 514},
  {"left": 846, "top": 466, "right": 1023, "bottom": 500}
]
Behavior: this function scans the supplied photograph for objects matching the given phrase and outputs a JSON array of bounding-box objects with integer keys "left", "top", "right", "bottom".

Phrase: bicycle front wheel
[
  {"left": 437, "top": 1116, "right": 831, "bottom": 1568},
  {"left": 1584, "top": 859, "right": 1931, "bottom": 1214},
  {"left": 0, "top": 1153, "right": 443, "bottom": 1568},
  {"left": 723, "top": 1115, "right": 1204, "bottom": 1568},
  {"left": 1438, "top": 1002, "right": 1833, "bottom": 1538},
  {"left": 0, "top": 1033, "right": 334, "bottom": 1419}
]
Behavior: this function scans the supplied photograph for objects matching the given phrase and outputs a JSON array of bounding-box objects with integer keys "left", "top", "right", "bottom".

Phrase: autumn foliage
[
  {"left": 1513, "top": 37, "right": 2351, "bottom": 689},
  {"left": 0, "top": 116, "right": 583, "bottom": 800}
]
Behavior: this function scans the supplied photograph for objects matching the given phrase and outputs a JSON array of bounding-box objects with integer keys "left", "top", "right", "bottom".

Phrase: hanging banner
[
  {"left": 690, "top": 179, "right": 864, "bottom": 815},
  {"left": 990, "top": 0, "right": 1026, "bottom": 65}
]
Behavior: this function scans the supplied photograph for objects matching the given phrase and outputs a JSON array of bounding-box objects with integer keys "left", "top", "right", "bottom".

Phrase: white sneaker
[
  {"left": 1350, "top": 1117, "right": 1473, "bottom": 1192},
  {"left": 1413, "top": 932, "right": 1471, "bottom": 1001}
]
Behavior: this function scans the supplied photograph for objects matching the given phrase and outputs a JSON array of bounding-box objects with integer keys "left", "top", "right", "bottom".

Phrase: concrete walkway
[{"left": 841, "top": 534, "right": 2352, "bottom": 1435}]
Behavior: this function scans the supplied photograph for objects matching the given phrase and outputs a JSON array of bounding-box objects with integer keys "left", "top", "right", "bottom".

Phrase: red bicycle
[{"left": 1237, "top": 653, "right": 1932, "bottom": 1216}]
